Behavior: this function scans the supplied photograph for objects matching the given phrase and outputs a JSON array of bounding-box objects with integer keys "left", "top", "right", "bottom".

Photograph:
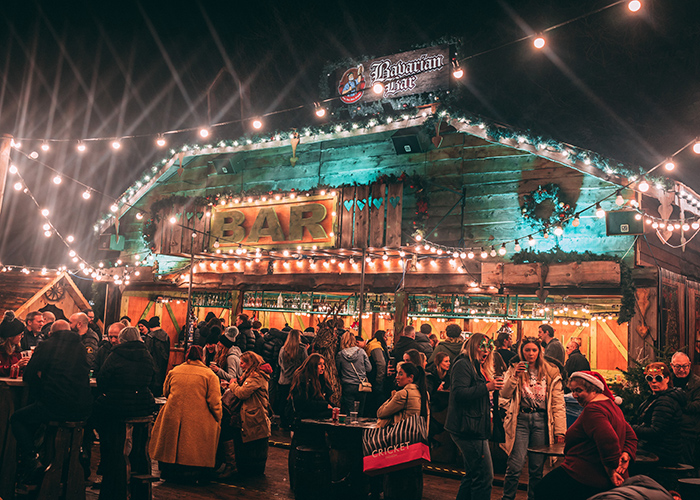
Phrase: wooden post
[
  {"left": 184, "top": 249, "right": 195, "bottom": 352},
  {"left": 394, "top": 291, "right": 409, "bottom": 342},
  {"left": 0, "top": 135, "right": 13, "bottom": 219},
  {"left": 358, "top": 248, "right": 366, "bottom": 335}
]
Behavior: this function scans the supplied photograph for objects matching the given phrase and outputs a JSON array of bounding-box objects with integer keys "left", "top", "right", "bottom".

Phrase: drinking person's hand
[
  {"left": 515, "top": 361, "right": 526, "bottom": 373},
  {"left": 17, "top": 357, "right": 30, "bottom": 367},
  {"left": 486, "top": 377, "right": 504, "bottom": 391},
  {"left": 437, "top": 382, "right": 446, "bottom": 392},
  {"left": 210, "top": 362, "right": 219, "bottom": 373}
]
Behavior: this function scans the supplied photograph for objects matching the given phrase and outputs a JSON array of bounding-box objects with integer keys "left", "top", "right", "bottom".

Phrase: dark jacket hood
[
  {"left": 266, "top": 328, "right": 287, "bottom": 341},
  {"left": 111, "top": 341, "right": 152, "bottom": 362}
]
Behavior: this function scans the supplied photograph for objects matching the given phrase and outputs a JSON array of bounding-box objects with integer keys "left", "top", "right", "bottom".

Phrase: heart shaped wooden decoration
[{"left": 432, "top": 135, "right": 444, "bottom": 148}]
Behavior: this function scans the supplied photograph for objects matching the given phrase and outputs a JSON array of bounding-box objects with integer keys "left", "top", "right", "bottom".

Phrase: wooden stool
[
  {"left": 677, "top": 477, "right": 700, "bottom": 498},
  {"left": 99, "top": 416, "right": 155, "bottom": 500},
  {"left": 657, "top": 463, "right": 694, "bottom": 490},
  {"left": 37, "top": 420, "right": 86, "bottom": 500}
]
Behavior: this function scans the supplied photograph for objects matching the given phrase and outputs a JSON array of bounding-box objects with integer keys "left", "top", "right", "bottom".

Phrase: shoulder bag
[{"left": 350, "top": 361, "right": 373, "bottom": 392}]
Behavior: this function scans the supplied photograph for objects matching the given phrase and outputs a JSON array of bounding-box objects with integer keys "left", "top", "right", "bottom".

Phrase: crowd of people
[{"left": 1, "top": 307, "right": 699, "bottom": 500}]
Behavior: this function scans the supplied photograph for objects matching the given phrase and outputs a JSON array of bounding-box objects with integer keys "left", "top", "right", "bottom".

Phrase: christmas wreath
[{"left": 521, "top": 183, "right": 575, "bottom": 232}]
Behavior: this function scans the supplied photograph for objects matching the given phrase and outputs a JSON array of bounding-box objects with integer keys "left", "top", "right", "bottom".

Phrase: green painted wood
[{"left": 164, "top": 302, "right": 180, "bottom": 333}]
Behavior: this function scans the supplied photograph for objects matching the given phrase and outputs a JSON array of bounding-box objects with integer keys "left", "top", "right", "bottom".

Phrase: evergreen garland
[{"left": 520, "top": 183, "right": 575, "bottom": 232}]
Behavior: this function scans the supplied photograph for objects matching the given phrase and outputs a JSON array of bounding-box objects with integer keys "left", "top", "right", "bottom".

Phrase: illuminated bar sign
[
  {"left": 210, "top": 195, "right": 337, "bottom": 250},
  {"left": 334, "top": 45, "right": 450, "bottom": 104}
]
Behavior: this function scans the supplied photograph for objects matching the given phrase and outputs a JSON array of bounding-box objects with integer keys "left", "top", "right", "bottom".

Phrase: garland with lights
[
  {"left": 511, "top": 249, "right": 635, "bottom": 324},
  {"left": 520, "top": 183, "right": 576, "bottom": 233}
]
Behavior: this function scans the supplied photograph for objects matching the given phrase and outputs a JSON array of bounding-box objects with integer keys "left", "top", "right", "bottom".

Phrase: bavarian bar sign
[{"left": 335, "top": 45, "right": 449, "bottom": 104}]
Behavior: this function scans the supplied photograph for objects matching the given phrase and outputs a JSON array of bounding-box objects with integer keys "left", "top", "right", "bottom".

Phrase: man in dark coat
[
  {"left": 564, "top": 338, "right": 590, "bottom": 376},
  {"left": 391, "top": 326, "right": 420, "bottom": 366},
  {"left": 11, "top": 320, "right": 92, "bottom": 477},
  {"left": 234, "top": 313, "right": 257, "bottom": 353},
  {"left": 670, "top": 351, "right": 700, "bottom": 467},
  {"left": 20, "top": 311, "right": 44, "bottom": 350},
  {"left": 95, "top": 322, "right": 122, "bottom": 375},
  {"left": 70, "top": 312, "right": 100, "bottom": 371},
  {"left": 415, "top": 324, "right": 434, "bottom": 357},
  {"left": 428, "top": 323, "right": 465, "bottom": 369},
  {"left": 258, "top": 327, "right": 287, "bottom": 370},
  {"left": 145, "top": 316, "right": 171, "bottom": 397},
  {"left": 538, "top": 324, "right": 565, "bottom": 365}
]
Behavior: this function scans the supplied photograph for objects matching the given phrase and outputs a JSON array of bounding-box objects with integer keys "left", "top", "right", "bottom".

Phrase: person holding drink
[
  {"left": 445, "top": 333, "right": 504, "bottom": 500},
  {"left": 0, "top": 311, "right": 30, "bottom": 377},
  {"left": 500, "top": 337, "right": 566, "bottom": 500}
]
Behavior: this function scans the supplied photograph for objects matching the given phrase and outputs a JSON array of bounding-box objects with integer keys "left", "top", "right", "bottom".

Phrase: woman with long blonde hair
[
  {"left": 277, "top": 329, "right": 308, "bottom": 427},
  {"left": 500, "top": 337, "right": 566, "bottom": 500}
]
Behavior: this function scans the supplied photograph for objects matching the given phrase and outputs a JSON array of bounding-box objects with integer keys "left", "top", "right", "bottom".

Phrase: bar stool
[
  {"left": 657, "top": 463, "right": 694, "bottom": 491},
  {"left": 99, "top": 416, "right": 155, "bottom": 500},
  {"left": 677, "top": 477, "right": 700, "bottom": 498},
  {"left": 293, "top": 446, "right": 330, "bottom": 499},
  {"left": 37, "top": 420, "right": 86, "bottom": 500}
]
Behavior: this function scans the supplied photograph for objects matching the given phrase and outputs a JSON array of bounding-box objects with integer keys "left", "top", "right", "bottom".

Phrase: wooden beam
[{"left": 481, "top": 262, "right": 620, "bottom": 288}]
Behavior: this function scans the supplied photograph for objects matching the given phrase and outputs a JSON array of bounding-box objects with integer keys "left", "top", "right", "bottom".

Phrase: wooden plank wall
[{"left": 122, "top": 128, "right": 646, "bottom": 260}]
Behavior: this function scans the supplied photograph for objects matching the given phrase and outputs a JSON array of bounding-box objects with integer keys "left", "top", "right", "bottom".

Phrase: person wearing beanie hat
[
  {"left": 137, "top": 319, "right": 150, "bottom": 336},
  {"left": 0, "top": 311, "right": 29, "bottom": 377},
  {"left": 535, "top": 370, "right": 637, "bottom": 500},
  {"left": 211, "top": 326, "right": 242, "bottom": 381},
  {"left": 204, "top": 330, "right": 221, "bottom": 365}
]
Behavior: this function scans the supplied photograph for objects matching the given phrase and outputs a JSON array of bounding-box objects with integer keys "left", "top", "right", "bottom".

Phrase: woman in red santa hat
[{"left": 534, "top": 370, "right": 638, "bottom": 500}]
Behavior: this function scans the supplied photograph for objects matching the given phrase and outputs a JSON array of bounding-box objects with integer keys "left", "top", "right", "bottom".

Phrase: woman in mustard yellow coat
[{"left": 150, "top": 345, "right": 222, "bottom": 481}]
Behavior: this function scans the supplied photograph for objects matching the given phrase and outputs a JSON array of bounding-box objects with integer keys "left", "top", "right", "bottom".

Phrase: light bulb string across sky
[{"left": 7, "top": 1, "right": 644, "bottom": 150}]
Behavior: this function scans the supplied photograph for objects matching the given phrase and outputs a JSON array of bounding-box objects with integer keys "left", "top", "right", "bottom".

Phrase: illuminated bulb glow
[
  {"left": 110, "top": 204, "right": 119, "bottom": 212},
  {"left": 53, "top": 176, "right": 62, "bottom": 185},
  {"left": 372, "top": 82, "right": 384, "bottom": 95},
  {"left": 156, "top": 137, "right": 166, "bottom": 147},
  {"left": 638, "top": 180, "right": 649, "bottom": 192},
  {"left": 628, "top": 1, "right": 641, "bottom": 13},
  {"left": 595, "top": 204, "right": 605, "bottom": 218},
  {"left": 41, "top": 209, "right": 49, "bottom": 216},
  {"left": 693, "top": 142, "right": 700, "bottom": 155},
  {"left": 9, "top": 164, "right": 17, "bottom": 174},
  {"left": 533, "top": 36, "right": 546, "bottom": 49},
  {"left": 13, "top": 182, "right": 22, "bottom": 191},
  {"left": 199, "top": 128, "right": 210, "bottom": 138},
  {"left": 77, "top": 143, "right": 86, "bottom": 152},
  {"left": 664, "top": 161, "right": 675, "bottom": 172},
  {"left": 452, "top": 68, "right": 464, "bottom": 79},
  {"left": 82, "top": 190, "right": 91, "bottom": 200},
  {"left": 252, "top": 119, "right": 262, "bottom": 130},
  {"left": 111, "top": 141, "right": 121, "bottom": 150}
]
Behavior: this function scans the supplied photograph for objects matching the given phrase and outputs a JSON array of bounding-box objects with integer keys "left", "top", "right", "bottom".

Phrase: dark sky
[{"left": 1, "top": 0, "right": 699, "bottom": 268}]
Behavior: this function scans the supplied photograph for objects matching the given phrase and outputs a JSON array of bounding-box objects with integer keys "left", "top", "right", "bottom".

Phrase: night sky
[{"left": 1, "top": 0, "right": 699, "bottom": 269}]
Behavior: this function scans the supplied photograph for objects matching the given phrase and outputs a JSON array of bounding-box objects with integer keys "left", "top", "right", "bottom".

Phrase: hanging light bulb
[
  {"left": 13, "top": 182, "right": 22, "bottom": 191},
  {"left": 480, "top": 247, "right": 488, "bottom": 259},
  {"left": 135, "top": 212, "right": 144, "bottom": 220},
  {"left": 533, "top": 36, "right": 546, "bottom": 49},
  {"left": 451, "top": 59, "right": 464, "bottom": 79},
  {"left": 252, "top": 119, "right": 263, "bottom": 130},
  {"left": 664, "top": 159, "right": 675, "bottom": 171},
  {"left": 314, "top": 103, "right": 326, "bottom": 118},
  {"left": 53, "top": 175, "right": 62, "bottom": 185},
  {"left": 77, "top": 141, "right": 86, "bottom": 152},
  {"left": 111, "top": 204, "right": 119, "bottom": 212},
  {"left": 572, "top": 214, "right": 580, "bottom": 227},
  {"left": 67, "top": 235, "right": 74, "bottom": 243},
  {"left": 82, "top": 190, "right": 91, "bottom": 200},
  {"left": 156, "top": 135, "right": 167, "bottom": 147},
  {"left": 627, "top": 1, "right": 642, "bottom": 13},
  {"left": 514, "top": 240, "right": 521, "bottom": 252},
  {"left": 41, "top": 142, "right": 50, "bottom": 152},
  {"left": 372, "top": 82, "right": 384, "bottom": 95},
  {"left": 682, "top": 223, "right": 690, "bottom": 231},
  {"left": 692, "top": 221, "right": 700, "bottom": 230},
  {"left": 382, "top": 252, "right": 389, "bottom": 261},
  {"left": 553, "top": 225, "right": 564, "bottom": 236},
  {"left": 42, "top": 223, "right": 50, "bottom": 231},
  {"left": 199, "top": 128, "right": 210, "bottom": 138},
  {"left": 528, "top": 235, "right": 536, "bottom": 246},
  {"left": 638, "top": 179, "right": 649, "bottom": 192},
  {"left": 595, "top": 203, "right": 605, "bottom": 218},
  {"left": 168, "top": 215, "right": 176, "bottom": 224},
  {"left": 111, "top": 140, "right": 121, "bottom": 150},
  {"left": 467, "top": 250, "right": 475, "bottom": 259},
  {"left": 41, "top": 209, "right": 49, "bottom": 217},
  {"left": 615, "top": 191, "right": 624, "bottom": 206},
  {"left": 498, "top": 243, "right": 507, "bottom": 256},
  {"left": 693, "top": 140, "right": 700, "bottom": 155},
  {"left": 213, "top": 238, "right": 220, "bottom": 249},
  {"left": 490, "top": 246, "right": 497, "bottom": 257}
]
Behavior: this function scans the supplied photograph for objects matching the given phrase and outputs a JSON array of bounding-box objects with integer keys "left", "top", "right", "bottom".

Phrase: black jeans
[
  {"left": 11, "top": 402, "right": 51, "bottom": 459},
  {"left": 340, "top": 383, "right": 367, "bottom": 415}
]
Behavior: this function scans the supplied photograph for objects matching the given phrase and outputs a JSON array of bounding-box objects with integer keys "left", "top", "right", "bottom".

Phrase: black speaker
[
  {"left": 606, "top": 210, "right": 644, "bottom": 236},
  {"left": 209, "top": 158, "right": 236, "bottom": 175},
  {"left": 391, "top": 135, "right": 423, "bottom": 155}
]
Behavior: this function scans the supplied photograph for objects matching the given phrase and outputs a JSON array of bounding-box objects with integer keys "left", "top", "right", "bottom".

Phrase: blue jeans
[
  {"left": 502, "top": 412, "right": 546, "bottom": 500},
  {"left": 450, "top": 435, "right": 493, "bottom": 500}
]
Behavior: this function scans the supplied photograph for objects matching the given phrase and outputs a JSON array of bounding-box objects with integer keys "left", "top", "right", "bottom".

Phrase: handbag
[
  {"left": 222, "top": 388, "right": 243, "bottom": 428},
  {"left": 350, "top": 362, "right": 373, "bottom": 393},
  {"left": 362, "top": 414, "right": 430, "bottom": 475}
]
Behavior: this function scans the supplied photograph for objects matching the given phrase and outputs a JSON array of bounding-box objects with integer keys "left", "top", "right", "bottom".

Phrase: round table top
[{"left": 527, "top": 443, "right": 565, "bottom": 457}]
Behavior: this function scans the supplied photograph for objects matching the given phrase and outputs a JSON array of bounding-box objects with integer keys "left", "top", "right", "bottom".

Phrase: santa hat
[{"left": 570, "top": 371, "right": 622, "bottom": 405}]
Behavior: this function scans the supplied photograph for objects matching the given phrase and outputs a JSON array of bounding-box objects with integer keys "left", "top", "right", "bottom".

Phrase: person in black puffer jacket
[
  {"left": 234, "top": 314, "right": 257, "bottom": 353},
  {"left": 94, "top": 326, "right": 156, "bottom": 493},
  {"left": 257, "top": 327, "right": 287, "bottom": 370},
  {"left": 632, "top": 362, "right": 686, "bottom": 466}
]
